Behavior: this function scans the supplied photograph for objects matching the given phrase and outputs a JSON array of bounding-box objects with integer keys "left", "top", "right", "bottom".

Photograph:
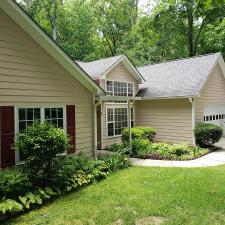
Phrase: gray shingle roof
[
  {"left": 76, "top": 55, "right": 124, "bottom": 78},
  {"left": 137, "top": 53, "right": 221, "bottom": 99}
]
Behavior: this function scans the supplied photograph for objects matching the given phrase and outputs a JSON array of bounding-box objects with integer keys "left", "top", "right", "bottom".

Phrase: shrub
[
  {"left": 128, "top": 140, "right": 208, "bottom": 161},
  {"left": 51, "top": 154, "right": 109, "bottom": 191},
  {"left": 0, "top": 199, "right": 23, "bottom": 215},
  {"left": 122, "top": 127, "right": 156, "bottom": 145},
  {"left": 131, "top": 138, "right": 152, "bottom": 158},
  {"left": 194, "top": 123, "right": 223, "bottom": 147},
  {"left": 0, "top": 187, "right": 57, "bottom": 216},
  {"left": 13, "top": 122, "right": 70, "bottom": 186},
  {"left": 0, "top": 168, "right": 31, "bottom": 199},
  {"left": 0, "top": 151, "right": 130, "bottom": 218},
  {"left": 102, "top": 149, "right": 130, "bottom": 172},
  {"left": 105, "top": 143, "right": 124, "bottom": 152}
]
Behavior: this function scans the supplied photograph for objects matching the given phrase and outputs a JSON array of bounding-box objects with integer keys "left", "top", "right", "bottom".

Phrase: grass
[{"left": 4, "top": 166, "right": 225, "bottom": 225}]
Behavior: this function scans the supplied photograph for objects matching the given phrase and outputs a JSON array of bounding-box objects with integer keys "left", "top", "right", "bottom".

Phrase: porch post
[
  {"left": 128, "top": 99, "right": 132, "bottom": 149},
  {"left": 189, "top": 97, "right": 196, "bottom": 145}
]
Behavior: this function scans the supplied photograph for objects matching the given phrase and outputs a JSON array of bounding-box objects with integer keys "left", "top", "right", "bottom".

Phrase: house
[
  {"left": 76, "top": 55, "right": 144, "bottom": 149},
  {"left": 0, "top": 0, "right": 104, "bottom": 168},
  {"left": 136, "top": 53, "right": 225, "bottom": 145},
  {"left": 78, "top": 53, "right": 225, "bottom": 148},
  {"left": 1, "top": 0, "right": 225, "bottom": 168}
]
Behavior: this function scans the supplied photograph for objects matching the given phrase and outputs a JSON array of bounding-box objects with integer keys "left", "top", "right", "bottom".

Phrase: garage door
[{"left": 204, "top": 104, "right": 225, "bottom": 134}]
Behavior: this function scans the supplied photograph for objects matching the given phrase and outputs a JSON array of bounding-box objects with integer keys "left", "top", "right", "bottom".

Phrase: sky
[{"left": 139, "top": 0, "right": 156, "bottom": 13}]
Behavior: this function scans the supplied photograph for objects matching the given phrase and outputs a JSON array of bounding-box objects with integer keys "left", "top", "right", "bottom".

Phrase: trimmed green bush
[
  {"left": 13, "top": 122, "right": 70, "bottom": 186},
  {"left": 122, "top": 127, "right": 156, "bottom": 144},
  {"left": 194, "top": 123, "right": 223, "bottom": 147}
]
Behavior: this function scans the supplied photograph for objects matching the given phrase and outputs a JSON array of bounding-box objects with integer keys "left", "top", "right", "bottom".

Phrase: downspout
[
  {"left": 189, "top": 97, "right": 196, "bottom": 145},
  {"left": 93, "top": 95, "right": 101, "bottom": 160},
  {"left": 128, "top": 99, "right": 132, "bottom": 152}
]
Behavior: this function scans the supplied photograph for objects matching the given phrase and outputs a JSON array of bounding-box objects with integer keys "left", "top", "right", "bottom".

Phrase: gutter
[{"left": 189, "top": 97, "right": 196, "bottom": 145}]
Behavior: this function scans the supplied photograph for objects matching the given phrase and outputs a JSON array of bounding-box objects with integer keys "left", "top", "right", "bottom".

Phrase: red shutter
[
  {"left": 0, "top": 106, "right": 15, "bottom": 168},
  {"left": 66, "top": 105, "right": 76, "bottom": 154}
]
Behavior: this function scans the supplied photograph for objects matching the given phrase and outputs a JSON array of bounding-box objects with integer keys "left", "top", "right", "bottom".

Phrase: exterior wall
[
  {"left": 135, "top": 99, "right": 193, "bottom": 144},
  {"left": 106, "top": 62, "right": 139, "bottom": 95},
  {"left": 196, "top": 63, "right": 225, "bottom": 124},
  {"left": 0, "top": 9, "right": 94, "bottom": 162},
  {"left": 97, "top": 62, "right": 138, "bottom": 149}
]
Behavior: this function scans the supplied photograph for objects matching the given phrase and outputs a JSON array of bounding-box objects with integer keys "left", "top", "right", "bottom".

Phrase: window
[
  {"left": 18, "top": 107, "right": 64, "bottom": 132},
  {"left": 16, "top": 107, "right": 65, "bottom": 162},
  {"left": 18, "top": 108, "right": 41, "bottom": 161},
  {"left": 18, "top": 108, "right": 41, "bottom": 132},
  {"left": 45, "top": 108, "right": 64, "bottom": 129},
  {"left": 107, "top": 107, "right": 134, "bottom": 137},
  {"left": 106, "top": 80, "right": 134, "bottom": 97}
]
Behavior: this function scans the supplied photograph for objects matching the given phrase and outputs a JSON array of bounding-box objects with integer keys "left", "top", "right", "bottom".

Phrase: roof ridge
[{"left": 138, "top": 52, "right": 221, "bottom": 68}]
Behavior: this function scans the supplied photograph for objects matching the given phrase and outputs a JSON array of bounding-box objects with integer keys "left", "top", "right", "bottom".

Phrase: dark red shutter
[
  {"left": 66, "top": 105, "right": 76, "bottom": 154},
  {"left": 0, "top": 106, "right": 15, "bottom": 168}
]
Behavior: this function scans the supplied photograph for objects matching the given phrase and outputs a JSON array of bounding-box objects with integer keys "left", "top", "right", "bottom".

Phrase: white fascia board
[{"left": 101, "top": 55, "right": 144, "bottom": 83}]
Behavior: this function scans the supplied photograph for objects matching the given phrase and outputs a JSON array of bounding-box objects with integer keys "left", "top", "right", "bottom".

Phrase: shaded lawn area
[{"left": 5, "top": 166, "right": 225, "bottom": 225}]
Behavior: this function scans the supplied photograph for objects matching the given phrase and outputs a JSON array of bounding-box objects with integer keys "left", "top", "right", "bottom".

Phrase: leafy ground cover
[
  {"left": 6, "top": 166, "right": 225, "bottom": 225},
  {"left": 131, "top": 140, "right": 210, "bottom": 160}
]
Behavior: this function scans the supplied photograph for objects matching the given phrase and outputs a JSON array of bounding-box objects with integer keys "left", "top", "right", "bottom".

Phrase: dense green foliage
[
  {"left": 105, "top": 143, "right": 124, "bottom": 152},
  {"left": 106, "top": 125, "right": 208, "bottom": 160},
  {"left": 0, "top": 123, "right": 130, "bottom": 219},
  {"left": 0, "top": 153, "right": 130, "bottom": 219},
  {"left": 122, "top": 127, "right": 156, "bottom": 145},
  {"left": 5, "top": 166, "right": 225, "bottom": 225},
  {"left": 102, "top": 149, "right": 130, "bottom": 172},
  {"left": 130, "top": 138, "right": 208, "bottom": 160},
  {"left": 0, "top": 168, "right": 31, "bottom": 199},
  {"left": 194, "top": 123, "right": 223, "bottom": 147},
  {"left": 14, "top": 122, "right": 70, "bottom": 186},
  {"left": 17, "top": 0, "right": 225, "bottom": 65}
]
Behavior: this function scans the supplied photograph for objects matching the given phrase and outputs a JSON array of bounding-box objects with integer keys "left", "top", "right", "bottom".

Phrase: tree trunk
[
  {"left": 187, "top": 12, "right": 194, "bottom": 57},
  {"left": 187, "top": 2, "right": 194, "bottom": 57},
  {"left": 131, "top": 0, "right": 139, "bottom": 49},
  {"left": 52, "top": 0, "right": 57, "bottom": 41}
]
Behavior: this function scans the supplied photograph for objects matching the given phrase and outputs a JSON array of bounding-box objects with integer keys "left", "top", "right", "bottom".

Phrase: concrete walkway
[{"left": 130, "top": 139, "right": 225, "bottom": 168}]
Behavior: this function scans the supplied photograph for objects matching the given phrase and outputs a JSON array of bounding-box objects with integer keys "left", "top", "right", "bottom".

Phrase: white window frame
[
  {"left": 105, "top": 80, "right": 134, "bottom": 104},
  {"left": 14, "top": 106, "right": 67, "bottom": 164},
  {"left": 106, "top": 106, "right": 135, "bottom": 138}
]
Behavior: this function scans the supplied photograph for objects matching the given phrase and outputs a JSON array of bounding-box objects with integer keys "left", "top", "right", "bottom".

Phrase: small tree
[{"left": 14, "top": 122, "right": 70, "bottom": 186}]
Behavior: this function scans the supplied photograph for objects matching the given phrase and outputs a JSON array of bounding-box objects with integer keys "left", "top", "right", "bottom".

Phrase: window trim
[
  {"left": 14, "top": 105, "right": 67, "bottom": 164},
  {"left": 105, "top": 80, "right": 134, "bottom": 104},
  {"left": 106, "top": 106, "right": 135, "bottom": 138}
]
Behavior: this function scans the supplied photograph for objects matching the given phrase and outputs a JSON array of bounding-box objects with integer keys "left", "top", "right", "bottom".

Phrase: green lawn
[{"left": 5, "top": 166, "right": 225, "bottom": 225}]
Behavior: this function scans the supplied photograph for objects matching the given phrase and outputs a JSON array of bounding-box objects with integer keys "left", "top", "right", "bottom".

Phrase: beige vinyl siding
[
  {"left": 0, "top": 10, "right": 94, "bottom": 156},
  {"left": 98, "top": 62, "right": 138, "bottom": 149},
  {"left": 106, "top": 62, "right": 139, "bottom": 95},
  {"left": 135, "top": 99, "right": 193, "bottom": 144},
  {"left": 196, "top": 63, "right": 225, "bottom": 123}
]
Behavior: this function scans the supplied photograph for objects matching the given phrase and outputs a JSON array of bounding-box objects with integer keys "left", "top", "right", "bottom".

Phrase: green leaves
[
  {"left": 16, "top": 187, "right": 56, "bottom": 211},
  {"left": 14, "top": 122, "right": 70, "bottom": 185},
  {"left": 194, "top": 123, "right": 223, "bottom": 147},
  {"left": 0, "top": 199, "right": 23, "bottom": 214},
  {"left": 0, "top": 168, "right": 31, "bottom": 200}
]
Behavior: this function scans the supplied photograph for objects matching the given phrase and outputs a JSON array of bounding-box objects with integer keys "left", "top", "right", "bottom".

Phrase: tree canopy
[{"left": 17, "top": 0, "right": 225, "bottom": 65}]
